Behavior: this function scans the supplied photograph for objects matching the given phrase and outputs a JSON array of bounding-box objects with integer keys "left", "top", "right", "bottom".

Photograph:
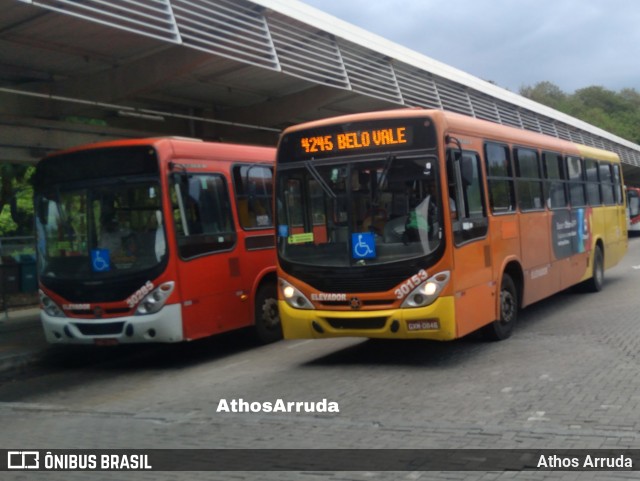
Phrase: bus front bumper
[
  {"left": 280, "top": 296, "right": 457, "bottom": 341},
  {"left": 41, "top": 303, "right": 184, "bottom": 344}
]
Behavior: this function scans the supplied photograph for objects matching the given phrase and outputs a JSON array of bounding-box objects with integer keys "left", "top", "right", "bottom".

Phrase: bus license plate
[{"left": 407, "top": 320, "right": 439, "bottom": 331}]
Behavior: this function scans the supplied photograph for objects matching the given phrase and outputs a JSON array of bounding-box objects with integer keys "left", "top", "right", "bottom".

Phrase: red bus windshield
[{"left": 36, "top": 180, "right": 167, "bottom": 280}]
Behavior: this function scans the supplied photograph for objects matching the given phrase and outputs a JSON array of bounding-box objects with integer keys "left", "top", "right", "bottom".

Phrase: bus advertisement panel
[
  {"left": 33, "top": 138, "right": 281, "bottom": 345},
  {"left": 275, "top": 109, "right": 627, "bottom": 342}
]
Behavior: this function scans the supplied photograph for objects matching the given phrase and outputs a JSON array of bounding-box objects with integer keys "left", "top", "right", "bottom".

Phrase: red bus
[
  {"left": 33, "top": 138, "right": 281, "bottom": 344},
  {"left": 626, "top": 186, "right": 640, "bottom": 233}
]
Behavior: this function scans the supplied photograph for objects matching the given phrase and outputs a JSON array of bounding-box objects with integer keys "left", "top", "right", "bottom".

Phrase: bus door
[
  {"left": 171, "top": 171, "right": 248, "bottom": 339},
  {"left": 514, "top": 147, "right": 553, "bottom": 304},
  {"left": 232, "top": 163, "right": 277, "bottom": 311},
  {"left": 447, "top": 148, "right": 494, "bottom": 336}
]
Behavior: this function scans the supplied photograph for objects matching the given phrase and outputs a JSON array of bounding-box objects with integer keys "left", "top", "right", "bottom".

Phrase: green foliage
[
  {"left": 520, "top": 83, "right": 640, "bottom": 144},
  {"left": 0, "top": 164, "right": 35, "bottom": 237},
  {"left": 520, "top": 81, "right": 568, "bottom": 109}
]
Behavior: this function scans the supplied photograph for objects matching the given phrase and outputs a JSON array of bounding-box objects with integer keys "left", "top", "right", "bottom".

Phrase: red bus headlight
[
  {"left": 135, "top": 281, "right": 175, "bottom": 315},
  {"left": 39, "top": 289, "right": 66, "bottom": 318}
]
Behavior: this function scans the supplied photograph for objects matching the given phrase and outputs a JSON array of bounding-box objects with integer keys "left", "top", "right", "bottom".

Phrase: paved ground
[
  {"left": 1, "top": 237, "right": 640, "bottom": 481},
  {"left": 0, "top": 306, "right": 45, "bottom": 375}
]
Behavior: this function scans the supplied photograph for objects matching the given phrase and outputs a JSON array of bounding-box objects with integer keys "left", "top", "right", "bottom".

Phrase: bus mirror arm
[
  {"left": 372, "top": 154, "right": 396, "bottom": 208},
  {"left": 169, "top": 164, "right": 191, "bottom": 236},
  {"left": 169, "top": 162, "right": 190, "bottom": 187},
  {"left": 446, "top": 135, "right": 467, "bottom": 218}
]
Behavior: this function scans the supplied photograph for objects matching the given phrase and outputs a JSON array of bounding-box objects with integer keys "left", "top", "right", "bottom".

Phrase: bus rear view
[{"left": 34, "top": 138, "right": 280, "bottom": 345}]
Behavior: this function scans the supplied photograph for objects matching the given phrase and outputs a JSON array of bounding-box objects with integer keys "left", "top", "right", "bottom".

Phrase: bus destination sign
[
  {"left": 299, "top": 126, "right": 413, "bottom": 156},
  {"left": 278, "top": 117, "right": 436, "bottom": 163}
]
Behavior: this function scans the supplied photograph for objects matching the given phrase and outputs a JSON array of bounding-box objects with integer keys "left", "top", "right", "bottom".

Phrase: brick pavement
[{"left": 1, "top": 239, "right": 640, "bottom": 480}]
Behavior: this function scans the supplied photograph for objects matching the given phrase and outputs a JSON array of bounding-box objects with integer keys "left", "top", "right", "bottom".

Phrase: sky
[{"left": 302, "top": 0, "right": 640, "bottom": 94}]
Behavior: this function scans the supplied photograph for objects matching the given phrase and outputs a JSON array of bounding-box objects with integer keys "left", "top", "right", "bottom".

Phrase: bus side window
[
  {"left": 543, "top": 151, "right": 567, "bottom": 209},
  {"left": 484, "top": 142, "right": 515, "bottom": 214},
  {"left": 566, "top": 156, "right": 586, "bottom": 207},
  {"left": 585, "top": 158, "right": 601, "bottom": 206},
  {"left": 613, "top": 165, "right": 623, "bottom": 205},
  {"left": 514, "top": 147, "right": 543, "bottom": 211},
  {"left": 234, "top": 165, "right": 274, "bottom": 229},
  {"left": 171, "top": 173, "right": 237, "bottom": 259},
  {"left": 599, "top": 162, "right": 615, "bottom": 205}
]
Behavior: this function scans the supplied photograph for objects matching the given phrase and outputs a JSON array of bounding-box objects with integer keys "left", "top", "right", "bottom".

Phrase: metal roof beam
[
  {"left": 42, "top": 45, "right": 213, "bottom": 105},
  {"left": 218, "top": 84, "right": 350, "bottom": 127}
]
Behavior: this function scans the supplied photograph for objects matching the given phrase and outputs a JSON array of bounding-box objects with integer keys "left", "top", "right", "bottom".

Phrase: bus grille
[
  {"left": 319, "top": 299, "right": 395, "bottom": 308},
  {"left": 74, "top": 322, "right": 125, "bottom": 336},
  {"left": 69, "top": 307, "right": 131, "bottom": 316},
  {"left": 303, "top": 274, "right": 407, "bottom": 293},
  {"left": 324, "top": 317, "right": 388, "bottom": 330}
]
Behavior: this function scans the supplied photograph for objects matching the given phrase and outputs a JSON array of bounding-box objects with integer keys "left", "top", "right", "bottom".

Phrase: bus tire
[
  {"left": 253, "top": 284, "right": 283, "bottom": 344},
  {"left": 482, "top": 273, "right": 518, "bottom": 341},
  {"left": 583, "top": 246, "right": 604, "bottom": 293}
]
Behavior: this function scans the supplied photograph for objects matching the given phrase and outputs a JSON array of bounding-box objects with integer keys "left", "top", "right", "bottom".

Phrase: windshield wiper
[
  {"left": 304, "top": 161, "right": 336, "bottom": 199},
  {"left": 372, "top": 154, "right": 395, "bottom": 207}
]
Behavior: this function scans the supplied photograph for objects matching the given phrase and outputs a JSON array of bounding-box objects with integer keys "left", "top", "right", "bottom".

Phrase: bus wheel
[
  {"left": 253, "top": 284, "right": 282, "bottom": 344},
  {"left": 583, "top": 246, "right": 604, "bottom": 292},
  {"left": 482, "top": 273, "right": 518, "bottom": 341}
]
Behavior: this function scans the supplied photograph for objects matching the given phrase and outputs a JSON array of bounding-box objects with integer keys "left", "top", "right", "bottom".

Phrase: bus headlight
[
  {"left": 401, "top": 271, "right": 450, "bottom": 308},
  {"left": 39, "top": 289, "right": 65, "bottom": 318},
  {"left": 135, "top": 282, "right": 175, "bottom": 315},
  {"left": 279, "top": 278, "right": 313, "bottom": 310}
]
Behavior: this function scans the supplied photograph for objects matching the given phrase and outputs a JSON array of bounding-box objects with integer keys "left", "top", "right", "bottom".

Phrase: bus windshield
[
  {"left": 36, "top": 181, "right": 167, "bottom": 280},
  {"left": 276, "top": 155, "right": 442, "bottom": 267}
]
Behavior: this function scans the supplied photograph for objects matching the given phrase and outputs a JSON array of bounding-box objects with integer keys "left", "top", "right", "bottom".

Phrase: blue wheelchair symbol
[
  {"left": 352, "top": 232, "right": 376, "bottom": 259},
  {"left": 91, "top": 249, "right": 111, "bottom": 272},
  {"left": 278, "top": 224, "right": 289, "bottom": 238}
]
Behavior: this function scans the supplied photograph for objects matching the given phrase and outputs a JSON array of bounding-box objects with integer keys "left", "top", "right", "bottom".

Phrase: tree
[
  {"left": 0, "top": 163, "right": 35, "bottom": 236},
  {"left": 520, "top": 83, "right": 640, "bottom": 144},
  {"left": 520, "top": 81, "right": 567, "bottom": 110}
]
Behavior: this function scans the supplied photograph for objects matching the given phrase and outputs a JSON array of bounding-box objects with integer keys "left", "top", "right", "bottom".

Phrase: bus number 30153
[{"left": 395, "top": 269, "right": 428, "bottom": 299}]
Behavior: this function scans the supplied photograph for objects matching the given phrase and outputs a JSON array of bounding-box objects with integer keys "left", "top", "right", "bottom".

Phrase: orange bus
[
  {"left": 33, "top": 137, "right": 281, "bottom": 344},
  {"left": 275, "top": 109, "right": 627, "bottom": 341}
]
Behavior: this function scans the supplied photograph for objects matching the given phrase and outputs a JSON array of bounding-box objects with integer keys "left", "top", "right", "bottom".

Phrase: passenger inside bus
[
  {"left": 238, "top": 182, "right": 270, "bottom": 228},
  {"left": 382, "top": 168, "right": 440, "bottom": 250},
  {"left": 355, "top": 171, "right": 387, "bottom": 235},
  {"left": 404, "top": 183, "right": 436, "bottom": 244}
]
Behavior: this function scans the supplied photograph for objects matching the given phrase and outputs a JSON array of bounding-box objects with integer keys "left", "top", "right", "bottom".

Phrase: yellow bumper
[{"left": 280, "top": 296, "right": 457, "bottom": 341}]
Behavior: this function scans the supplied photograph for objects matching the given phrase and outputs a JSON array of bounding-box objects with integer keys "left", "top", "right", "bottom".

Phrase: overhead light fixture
[
  {"left": 1, "top": 87, "right": 280, "bottom": 132},
  {"left": 117, "top": 110, "right": 165, "bottom": 121}
]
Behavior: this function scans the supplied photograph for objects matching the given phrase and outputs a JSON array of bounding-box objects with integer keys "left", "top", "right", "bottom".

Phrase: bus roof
[{"left": 42, "top": 137, "right": 275, "bottom": 164}]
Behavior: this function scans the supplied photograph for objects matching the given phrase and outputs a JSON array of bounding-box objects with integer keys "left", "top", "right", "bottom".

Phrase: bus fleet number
[{"left": 395, "top": 269, "right": 428, "bottom": 299}]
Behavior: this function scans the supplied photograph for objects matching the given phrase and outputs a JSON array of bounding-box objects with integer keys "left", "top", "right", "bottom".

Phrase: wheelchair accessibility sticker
[
  {"left": 352, "top": 232, "right": 376, "bottom": 259},
  {"left": 91, "top": 249, "right": 111, "bottom": 272}
]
